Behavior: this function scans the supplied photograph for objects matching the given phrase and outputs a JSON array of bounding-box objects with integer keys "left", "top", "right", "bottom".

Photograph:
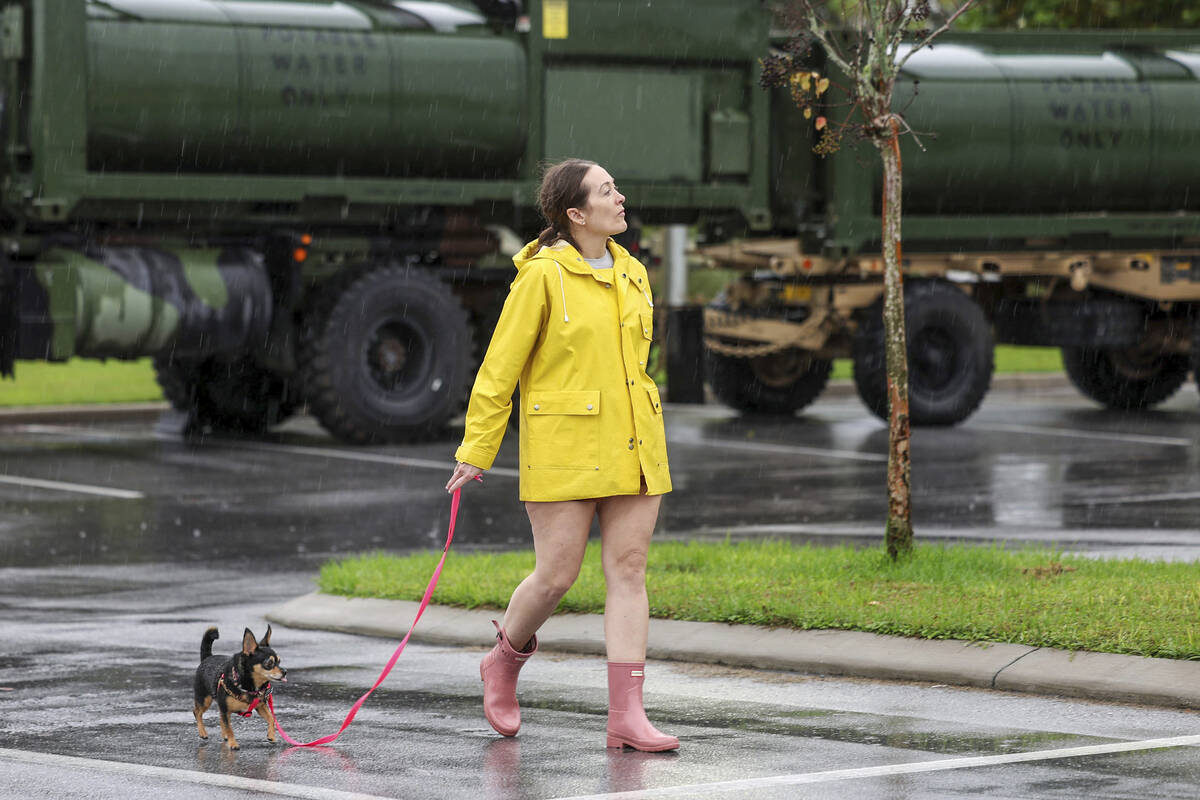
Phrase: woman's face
[{"left": 571, "top": 165, "right": 627, "bottom": 237}]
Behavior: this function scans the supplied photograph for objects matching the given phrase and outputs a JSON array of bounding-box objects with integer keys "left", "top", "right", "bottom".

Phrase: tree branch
[
  {"left": 799, "top": 4, "right": 857, "bottom": 77},
  {"left": 896, "top": 0, "right": 978, "bottom": 70}
]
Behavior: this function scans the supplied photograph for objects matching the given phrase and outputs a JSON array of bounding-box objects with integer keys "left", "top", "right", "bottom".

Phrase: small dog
[{"left": 193, "top": 625, "right": 287, "bottom": 750}]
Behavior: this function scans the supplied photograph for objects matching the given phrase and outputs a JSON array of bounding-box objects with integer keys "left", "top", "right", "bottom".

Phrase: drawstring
[
  {"left": 556, "top": 264, "right": 570, "bottom": 322},
  {"left": 640, "top": 285, "right": 654, "bottom": 308}
]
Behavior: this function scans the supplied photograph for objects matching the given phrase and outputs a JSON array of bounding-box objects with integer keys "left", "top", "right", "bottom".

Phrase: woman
[{"left": 445, "top": 159, "right": 677, "bottom": 752}]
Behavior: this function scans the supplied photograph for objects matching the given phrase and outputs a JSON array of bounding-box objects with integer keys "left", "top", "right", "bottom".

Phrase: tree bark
[{"left": 879, "top": 118, "right": 913, "bottom": 559}]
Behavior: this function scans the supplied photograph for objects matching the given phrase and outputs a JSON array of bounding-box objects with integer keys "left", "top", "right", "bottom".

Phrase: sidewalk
[{"left": 268, "top": 592, "right": 1200, "bottom": 711}]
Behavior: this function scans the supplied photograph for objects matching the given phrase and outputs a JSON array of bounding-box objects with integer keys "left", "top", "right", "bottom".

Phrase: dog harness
[{"left": 218, "top": 666, "right": 272, "bottom": 718}]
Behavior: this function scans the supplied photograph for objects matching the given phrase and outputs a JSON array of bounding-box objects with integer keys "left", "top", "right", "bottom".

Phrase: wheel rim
[
  {"left": 365, "top": 318, "right": 429, "bottom": 395},
  {"left": 751, "top": 349, "right": 813, "bottom": 388},
  {"left": 1106, "top": 345, "right": 1167, "bottom": 381},
  {"left": 910, "top": 327, "right": 959, "bottom": 391}
]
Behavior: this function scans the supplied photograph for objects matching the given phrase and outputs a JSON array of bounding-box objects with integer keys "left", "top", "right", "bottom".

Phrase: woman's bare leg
[
  {"left": 500, "top": 499, "right": 595, "bottom": 648},
  {"left": 596, "top": 493, "right": 662, "bottom": 661}
]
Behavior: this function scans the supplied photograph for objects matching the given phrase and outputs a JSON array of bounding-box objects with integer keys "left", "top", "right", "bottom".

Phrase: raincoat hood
[{"left": 512, "top": 238, "right": 629, "bottom": 274}]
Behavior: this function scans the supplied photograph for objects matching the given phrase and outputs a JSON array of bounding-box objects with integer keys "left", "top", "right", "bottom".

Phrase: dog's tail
[{"left": 201, "top": 627, "right": 219, "bottom": 662}]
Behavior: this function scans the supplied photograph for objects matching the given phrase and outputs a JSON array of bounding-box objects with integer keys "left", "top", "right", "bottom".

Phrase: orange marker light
[
  {"left": 293, "top": 248, "right": 308, "bottom": 263},
  {"left": 300, "top": 234, "right": 313, "bottom": 245}
]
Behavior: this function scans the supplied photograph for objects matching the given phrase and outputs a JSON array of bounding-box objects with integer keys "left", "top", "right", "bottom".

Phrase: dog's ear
[
  {"left": 242, "top": 628, "right": 258, "bottom": 655},
  {"left": 261, "top": 625, "right": 273, "bottom": 647}
]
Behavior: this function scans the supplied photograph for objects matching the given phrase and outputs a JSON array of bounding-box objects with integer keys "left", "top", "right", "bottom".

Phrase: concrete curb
[
  {"left": 0, "top": 402, "right": 169, "bottom": 424},
  {"left": 267, "top": 592, "right": 1200, "bottom": 711},
  {"left": 0, "top": 373, "right": 1072, "bottom": 425}
]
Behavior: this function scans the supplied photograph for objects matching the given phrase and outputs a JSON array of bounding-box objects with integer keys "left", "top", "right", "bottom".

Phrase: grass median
[
  {"left": 0, "top": 346, "right": 1060, "bottom": 407},
  {"left": 319, "top": 541, "right": 1200, "bottom": 661},
  {"left": 0, "top": 358, "right": 163, "bottom": 405}
]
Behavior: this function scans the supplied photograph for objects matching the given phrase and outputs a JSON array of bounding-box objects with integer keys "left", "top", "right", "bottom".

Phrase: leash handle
[{"left": 270, "top": 482, "right": 470, "bottom": 747}]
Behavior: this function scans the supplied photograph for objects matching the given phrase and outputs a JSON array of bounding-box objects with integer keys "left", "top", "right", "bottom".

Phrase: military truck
[
  {"left": 703, "top": 31, "right": 1200, "bottom": 425},
  {"left": 0, "top": 0, "right": 771, "bottom": 442},
  {"left": 6, "top": 2, "right": 1200, "bottom": 440}
]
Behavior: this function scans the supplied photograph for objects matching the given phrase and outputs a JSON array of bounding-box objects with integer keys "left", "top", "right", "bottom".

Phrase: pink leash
[{"left": 269, "top": 479, "right": 476, "bottom": 747}]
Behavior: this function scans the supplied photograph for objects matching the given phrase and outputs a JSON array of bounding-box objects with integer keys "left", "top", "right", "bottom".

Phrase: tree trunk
[{"left": 879, "top": 119, "right": 913, "bottom": 559}]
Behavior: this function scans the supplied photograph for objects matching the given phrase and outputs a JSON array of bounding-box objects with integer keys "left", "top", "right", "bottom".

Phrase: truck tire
[
  {"left": 153, "top": 355, "right": 297, "bottom": 433},
  {"left": 1061, "top": 344, "right": 1189, "bottom": 409},
  {"left": 853, "top": 280, "right": 993, "bottom": 425},
  {"left": 300, "top": 264, "right": 473, "bottom": 444},
  {"left": 706, "top": 348, "right": 832, "bottom": 414}
]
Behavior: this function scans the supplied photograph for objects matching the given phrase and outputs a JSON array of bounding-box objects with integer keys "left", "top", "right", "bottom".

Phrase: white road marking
[
  {"left": 972, "top": 423, "right": 1191, "bottom": 447},
  {"left": 1071, "top": 490, "right": 1200, "bottom": 506},
  {"left": 0, "top": 747, "right": 394, "bottom": 800},
  {"left": 208, "top": 438, "right": 522, "bottom": 479},
  {"left": 0, "top": 473, "right": 143, "bottom": 499},
  {"left": 552, "top": 734, "right": 1200, "bottom": 799},
  {"left": 669, "top": 428, "right": 887, "bottom": 463},
  {"left": 15, "top": 424, "right": 522, "bottom": 478}
]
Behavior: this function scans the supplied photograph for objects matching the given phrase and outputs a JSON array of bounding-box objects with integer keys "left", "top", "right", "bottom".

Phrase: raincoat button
[
  {"left": 622, "top": 273, "right": 627, "bottom": 278},
  {"left": 628, "top": 442, "right": 635, "bottom": 450},
  {"left": 586, "top": 403, "right": 594, "bottom": 410},
  {"left": 638, "top": 439, "right": 643, "bottom": 445},
  {"left": 629, "top": 380, "right": 634, "bottom": 386},
  {"left": 533, "top": 404, "right": 540, "bottom": 411},
  {"left": 605, "top": 284, "right": 611, "bottom": 289}
]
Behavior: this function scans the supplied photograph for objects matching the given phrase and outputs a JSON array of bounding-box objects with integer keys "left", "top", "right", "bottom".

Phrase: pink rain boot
[
  {"left": 479, "top": 620, "right": 537, "bottom": 736},
  {"left": 606, "top": 662, "right": 679, "bottom": 752}
]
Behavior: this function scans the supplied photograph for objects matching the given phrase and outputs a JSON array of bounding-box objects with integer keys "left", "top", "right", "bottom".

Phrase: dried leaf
[
  {"left": 816, "top": 77, "right": 830, "bottom": 96},
  {"left": 799, "top": 73, "right": 811, "bottom": 91},
  {"left": 803, "top": 106, "right": 812, "bottom": 119},
  {"left": 815, "top": 116, "right": 827, "bottom": 130}
]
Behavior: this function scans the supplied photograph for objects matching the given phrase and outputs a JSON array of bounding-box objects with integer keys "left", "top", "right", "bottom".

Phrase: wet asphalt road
[{"left": 2, "top": 381, "right": 1200, "bottom": 798}]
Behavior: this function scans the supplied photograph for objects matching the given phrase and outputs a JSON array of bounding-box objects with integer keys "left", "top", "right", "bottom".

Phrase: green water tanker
[{"left": 2, "top": 0, "right": 1200, "bottom": 439}]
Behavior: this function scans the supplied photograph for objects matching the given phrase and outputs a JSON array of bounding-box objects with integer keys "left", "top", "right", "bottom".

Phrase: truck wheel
[
  {"left": 153, "top": 355, "right": 297, "bottom": 433},
  {"left": 300, "top": 265, "right": 473, "bottom": 444},
  {"left": 853, "top": 281, "right": 993, "bottom": 426},
  {"left": 706, "top": 348, "right": 832, "bottom": 414},
  {"left": 1061, "top": 344, "right": 1189, "bottom": 409}
]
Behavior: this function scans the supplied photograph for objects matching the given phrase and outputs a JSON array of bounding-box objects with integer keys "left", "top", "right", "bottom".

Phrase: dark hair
[{"left": 535, "top": 158, "right": 597, "bottom": 249}]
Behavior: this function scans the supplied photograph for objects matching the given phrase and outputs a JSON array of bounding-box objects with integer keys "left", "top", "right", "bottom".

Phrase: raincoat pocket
[
  {"left": 524, "top": 389, "right": 601, "bottom": 470},
  {"left": 638, "top": 312, "right": 654, "bottom": 366},
  {"left": 644, "top": 385, "right": 668, "bottom": 468},
  {"left": 646, "top": 385, "right": 663, "bottom": 414}
]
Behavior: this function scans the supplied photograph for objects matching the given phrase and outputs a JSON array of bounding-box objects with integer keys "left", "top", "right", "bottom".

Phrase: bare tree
[{"left": 763, "top": 0, "right": 978, "bottom": 559}]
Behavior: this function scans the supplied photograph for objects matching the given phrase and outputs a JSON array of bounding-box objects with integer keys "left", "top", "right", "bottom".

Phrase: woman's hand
[{"left": 445, "top": 461, "right": 484, "bottom": 493}]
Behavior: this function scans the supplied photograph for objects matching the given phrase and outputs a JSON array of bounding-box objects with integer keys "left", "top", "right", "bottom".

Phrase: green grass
[
  {"left": 830, "top": 346, "right": 1063, "bottom": 380},
  {"left": 319, "top": 541, "right": 1200, "bottom": 660},
  {"left": 0, "top": 359, "right": 164, "bottom": 406},
  {"left": 0, "top": 336, "right": 1062, "bottom": 408}
]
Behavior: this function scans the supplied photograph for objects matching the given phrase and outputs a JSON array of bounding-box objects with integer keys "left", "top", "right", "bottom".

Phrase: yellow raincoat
[{"left": 454, "top": 238, "right": 672, "bottom": 502}]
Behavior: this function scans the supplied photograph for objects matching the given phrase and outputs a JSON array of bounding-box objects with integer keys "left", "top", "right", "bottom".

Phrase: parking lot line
[
  {"left": 971, "top": 423, "right": 1192, "bottom": 447},
  {"left": 208, "top": 438, "right": 523, "bottom": 478},
  {"left": 553, "top": 734, "right": 1200, "bottom": 799},
  {"left": 12, "top": 424, "right": 523, "bottom": 478},
  {"left": 0, "top": 474, "right": 143, "bottom": 499},
  {"left": 0, "top": 747, "right": 392, "bottom": 800}
]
